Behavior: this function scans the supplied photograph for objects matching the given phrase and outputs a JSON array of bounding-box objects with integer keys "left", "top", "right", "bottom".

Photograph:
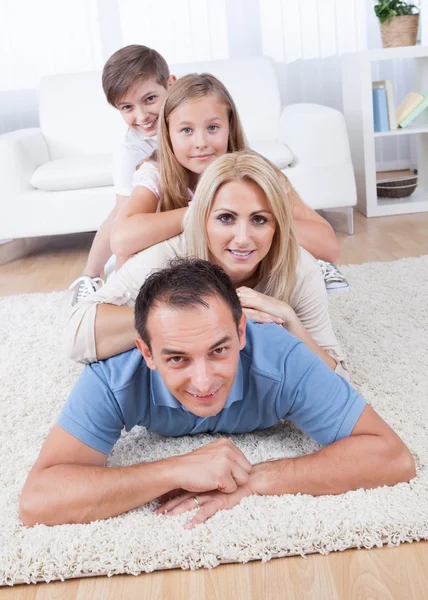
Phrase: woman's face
[{"left": 206, "top": 179, "right": 276, "bottom": 285}]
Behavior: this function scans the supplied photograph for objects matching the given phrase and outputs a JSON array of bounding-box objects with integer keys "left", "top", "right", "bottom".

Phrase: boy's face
[{"left": 116, "top": 75, "right": 175, "bottom": 137}]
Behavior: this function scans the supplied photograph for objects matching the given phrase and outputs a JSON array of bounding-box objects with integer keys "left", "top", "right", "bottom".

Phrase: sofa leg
[
  {"left": 0, "top": 238, "right": 41, "bottom": 265},
  {"left": 316, "top": 207, "right": 355, "bottom": 236},
  {"left": 344, "top": 206, "right": 354, "bottom": 235}
]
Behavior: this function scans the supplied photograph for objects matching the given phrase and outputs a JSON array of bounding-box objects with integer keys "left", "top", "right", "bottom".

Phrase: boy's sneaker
[
  {"left": 69, "top": 276, "right": 104, "bottom": 306},
  {"left": 318, "top": 261, "right": 350, "bottom": 293}
]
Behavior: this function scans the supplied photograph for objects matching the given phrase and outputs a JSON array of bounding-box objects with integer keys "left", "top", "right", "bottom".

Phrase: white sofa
[{"left": 0, "top": 56, "right": 356, "bottom": 240}]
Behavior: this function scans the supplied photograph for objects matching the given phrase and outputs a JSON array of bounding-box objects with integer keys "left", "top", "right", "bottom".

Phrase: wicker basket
[
  {"left": 376, "top": 175, "right": 418, "bottom": 198},
  {"left": 380, "top": 15, "right": 419, "bottom": 48}
]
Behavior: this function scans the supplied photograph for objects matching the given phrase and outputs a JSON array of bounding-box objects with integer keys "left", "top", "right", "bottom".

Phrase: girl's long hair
[
  {"left": 184, "top": 150, "right": 300, "bottom": 302},
  {"left": 155, "top": 73, "right": 247, "bottom": 212}
]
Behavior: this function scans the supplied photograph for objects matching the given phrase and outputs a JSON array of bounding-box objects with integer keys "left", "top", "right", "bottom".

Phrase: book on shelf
[
  {"left": 396, "top": 91, "right": 425, "bottom": 124},
  {"left": 373, "top": 80, "right": 397, "bottom": 130},
  {"left": 399, "top": 93, "right": 428, "bottom": 128},
  {"left": 372, "top": 86, "right": 389, "bottom": 132}
]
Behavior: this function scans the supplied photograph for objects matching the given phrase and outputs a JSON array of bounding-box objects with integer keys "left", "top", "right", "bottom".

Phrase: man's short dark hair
[{"left": 134, "top": 258, "right": 243, "bottom": 347}]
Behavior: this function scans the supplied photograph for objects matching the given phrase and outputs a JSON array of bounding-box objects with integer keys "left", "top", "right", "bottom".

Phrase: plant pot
[{"left": 380, "top": 14, "right": 419, "bottom": 48}]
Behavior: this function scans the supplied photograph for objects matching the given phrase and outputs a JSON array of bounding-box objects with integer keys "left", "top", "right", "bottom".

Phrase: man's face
[
  {"left": 136, "top": 295, "right": 246, "bottom": 417},
  {"left": 116, "top": 75, "right": 175, "bottom": 136}
]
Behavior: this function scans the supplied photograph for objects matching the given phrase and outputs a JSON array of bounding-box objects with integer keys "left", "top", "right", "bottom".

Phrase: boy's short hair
[
  {"left": 134, "top": 257, "right": 243, "bottom": 348},
  {"left": 102, "top": 44, "right": 170, "bottom": 107}
]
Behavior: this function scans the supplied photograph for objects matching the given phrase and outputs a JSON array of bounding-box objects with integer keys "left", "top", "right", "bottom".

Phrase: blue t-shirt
[{"left": 58, "top": 321, "right": 366, "bottom": 454}]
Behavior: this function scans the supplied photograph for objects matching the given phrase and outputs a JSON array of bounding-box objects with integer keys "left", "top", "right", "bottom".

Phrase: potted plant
[{"left": 374, "top": 0, "right": 419, "bottom": 47}]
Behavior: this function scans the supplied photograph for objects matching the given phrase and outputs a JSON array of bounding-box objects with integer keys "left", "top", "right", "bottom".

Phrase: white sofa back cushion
[{"left": 39, "top": 72, "right": 126, "bottom": 160}]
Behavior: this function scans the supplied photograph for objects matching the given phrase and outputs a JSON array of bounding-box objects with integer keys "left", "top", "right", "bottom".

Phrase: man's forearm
[
  {"left": 252, "top": 434, "right": 415, "bottom": 497},
  {"left": 95, "top": 303, "right": 136, "bottom": 360},
  {"left": 20, "top": 459, "right": 177, "bottom": 526},
  {"left": 294, "top": 219, "right": 340, "bottom": 263},
  {"left": 111, "top": 208, "right": 186, "bottom": 257}
]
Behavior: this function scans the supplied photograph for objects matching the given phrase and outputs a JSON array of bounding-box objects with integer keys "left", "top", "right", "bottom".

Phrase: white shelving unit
[{"left": 341, "top": 44, "right": 428, "bottom": 217}]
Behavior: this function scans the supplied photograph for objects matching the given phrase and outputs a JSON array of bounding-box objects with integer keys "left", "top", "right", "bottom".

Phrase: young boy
[{"left": 69, "top": 45, "right": 175, "bottom": 306}]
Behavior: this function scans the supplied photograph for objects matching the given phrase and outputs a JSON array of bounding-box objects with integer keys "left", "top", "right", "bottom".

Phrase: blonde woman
[
  {"left": 110, "top": 73, "right": 339, "bottom": 269},
  {"left": 65, "top": 150, "right": 348, "bottom": 378}
]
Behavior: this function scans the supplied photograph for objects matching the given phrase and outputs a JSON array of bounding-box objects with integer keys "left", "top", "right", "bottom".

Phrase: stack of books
[{"left": 372, "top": 80, "right": 428, "bottom": 131}]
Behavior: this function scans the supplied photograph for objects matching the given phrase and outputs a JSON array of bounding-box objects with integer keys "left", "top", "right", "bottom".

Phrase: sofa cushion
[
  {"left": 250, "top": 141, "right": 293, "bottom": 170},
  {"left": 31, "top": 155, "right": 113, "bottom": 191},
  {"left": 39, "top": 73, "right": 125, "bottom": 160},
  {"left": 30, "top": 144, "right": 292, "bottom": 192}
]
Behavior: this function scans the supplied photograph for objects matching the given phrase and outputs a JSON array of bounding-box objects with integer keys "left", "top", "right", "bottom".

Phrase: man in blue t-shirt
[{"left": 20, "top": 258, "right": 415, "bottom": 528}]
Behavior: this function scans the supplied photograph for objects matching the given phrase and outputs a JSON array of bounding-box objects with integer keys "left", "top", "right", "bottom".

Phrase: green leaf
[{"left": 374, "top": 0, "right": 419, "bottom": 23}]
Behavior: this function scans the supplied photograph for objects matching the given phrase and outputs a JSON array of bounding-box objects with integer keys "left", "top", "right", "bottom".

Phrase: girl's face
[
  {"left": 206, "top": 179, "right": 276, "bottom": 285},
  {"left": 168, "top": 96, "right": 230, "bottom": 175}
]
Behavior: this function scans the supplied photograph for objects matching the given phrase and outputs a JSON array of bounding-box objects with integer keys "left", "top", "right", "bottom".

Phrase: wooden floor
[
  {"left": 1, "top": 210, "right": 428, "bottom": 599},
  {"left": 1, "top": 210, "right": 428, "bottom": 296}
]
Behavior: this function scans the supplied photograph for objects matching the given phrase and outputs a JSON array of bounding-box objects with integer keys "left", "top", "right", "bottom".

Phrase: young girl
[{"left": 110, "top": 73, "right": 339, "bottom": 269}]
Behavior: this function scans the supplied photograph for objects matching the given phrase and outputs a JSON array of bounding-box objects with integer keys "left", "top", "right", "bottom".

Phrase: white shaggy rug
[{"left": 1, "top": 256, "right": 427, "bottom": 586}]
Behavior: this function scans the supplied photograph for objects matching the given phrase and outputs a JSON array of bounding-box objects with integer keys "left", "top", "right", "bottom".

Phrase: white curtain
[
  {"left": 118, "top": 0, "right": 229, "bottom": 64},
  {"left": 0, "top": 0, "right": 103, "bottom": 92},
  {"left": 259, "top": 0, "right": 367, "bottom": 62}
]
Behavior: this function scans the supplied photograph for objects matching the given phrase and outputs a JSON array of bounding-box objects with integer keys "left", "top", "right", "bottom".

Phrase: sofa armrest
[
  {"left": 279, "top": 104, "right": 357, "bottom": 211},
  {"left": 279, "top": 103, "right": 353, "bottom": 167},
  {"left": 0, "top": 128, "right": 49, "bottom": 196}
]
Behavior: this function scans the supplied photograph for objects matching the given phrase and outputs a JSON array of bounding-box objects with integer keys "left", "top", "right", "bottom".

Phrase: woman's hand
[
  {"left": 155, "top": 484, "right": 254, "bottom": 529},
  {"left": 236, "top": 287, "right": 296, "bottom": 327},
  {"left": 238, "top": 287, "right": 338, "bottom": 372},
  {"left": 155, "top": 463, "right": 270, "bottom": 529}
]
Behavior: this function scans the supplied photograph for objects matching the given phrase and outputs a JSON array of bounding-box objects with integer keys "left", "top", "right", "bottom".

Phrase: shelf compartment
[{"left": 375, "top": 187, "right": 428, "bottom": 216}]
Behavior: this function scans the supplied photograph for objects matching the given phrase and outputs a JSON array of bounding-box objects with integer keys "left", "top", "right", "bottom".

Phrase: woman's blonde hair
[
  {"left": 184, "top": 150, "right": 300, "bottom": 302},
  {"left": 155, "top": 73, "right": 247, "bottom": 212}
]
